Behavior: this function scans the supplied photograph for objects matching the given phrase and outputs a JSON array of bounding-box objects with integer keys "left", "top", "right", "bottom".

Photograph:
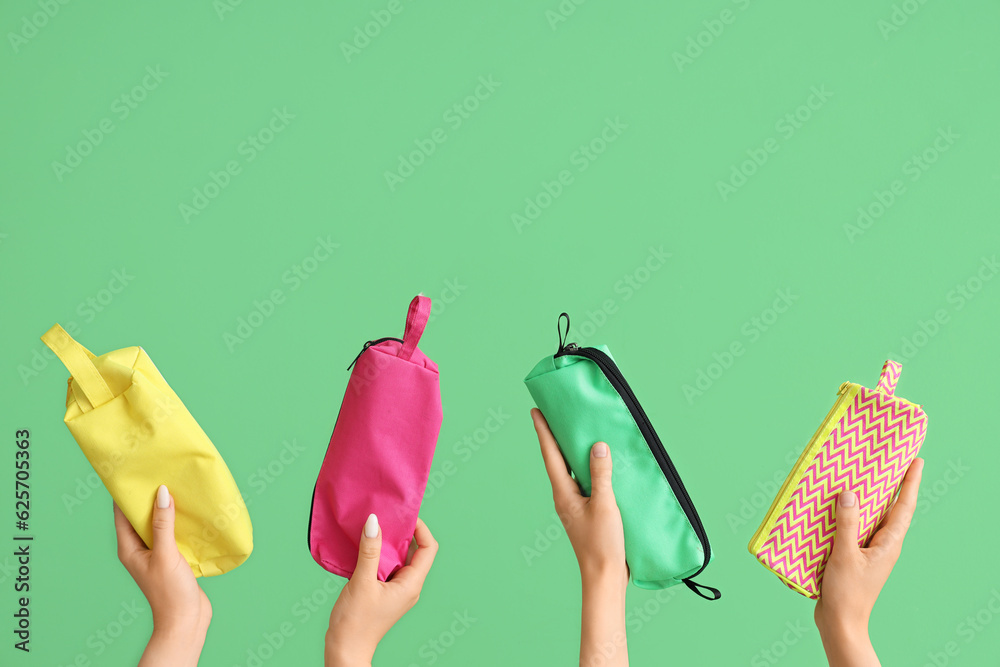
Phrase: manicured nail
[
  {"left": 156, "top": 484, "right": 170, "bottom": 509},
  {"left": 839, "top": 491, "right": 856, "bottom": 508},
  {"left": 593, "top": 442, "right": 608, "bottom": 458},
  {"left": 364, "top": 513, "right": 379, "bottom": 538}
]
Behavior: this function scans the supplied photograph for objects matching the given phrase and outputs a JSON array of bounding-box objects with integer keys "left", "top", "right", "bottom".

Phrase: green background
[{"left": 2, "top": 0, "right": 998, "bottom": 664}]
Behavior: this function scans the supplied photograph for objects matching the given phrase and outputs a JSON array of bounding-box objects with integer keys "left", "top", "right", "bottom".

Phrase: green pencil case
[{"left": 524, "top": 314, "right": 719, "bottom": 599}]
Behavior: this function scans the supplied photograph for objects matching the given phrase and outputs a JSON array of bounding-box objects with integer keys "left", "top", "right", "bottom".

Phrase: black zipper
[
  {"left": 553, "top": 314, "right": 720, "bottom": 600},
  {"left": 308, "top": 403, "right": 342, "bottom": 555},
  {"left": 307, "top": 478, "right": 319, "bottom": 552},
  {"left": 346, "top": 337, "right": 404, "bottom": 370}
]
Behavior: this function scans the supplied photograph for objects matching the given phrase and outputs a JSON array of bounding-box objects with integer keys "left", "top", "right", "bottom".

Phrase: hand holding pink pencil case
[{"left": 308, "top": 295, "right": 442, "bottom": 581}]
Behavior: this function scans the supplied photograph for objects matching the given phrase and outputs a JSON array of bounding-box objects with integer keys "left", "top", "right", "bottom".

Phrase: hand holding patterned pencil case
[{"left": 749, "top": 360, "right": 927, "bottom": 598}]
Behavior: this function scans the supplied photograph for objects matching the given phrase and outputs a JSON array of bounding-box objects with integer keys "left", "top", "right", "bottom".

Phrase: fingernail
[
  {"left": 156, "top": 484, "right": 170, "bottom": 509},
  {"left": 593, "top": 442, "right": 608, "bottom": 458},
  {"left": 839, "top": 491, "right": 856, "bottom": 508},
  {"left": 364, "top": 513, "right": 379, "bottom": 538}
]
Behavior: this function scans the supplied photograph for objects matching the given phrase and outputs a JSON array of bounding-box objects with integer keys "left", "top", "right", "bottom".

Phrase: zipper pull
[
  {"left": 347, "top": 336, "right": 405, "bottom": 370},
  {"left": 838, "top": 382, "right": 850, "bottom": 395},
  {"left": 556, "top": 312, "right": 574, "bottom": 353},
  {"left": 682, "top": 578, "right": 722, "bottom": 601},
  {"left": 347, "top": 341, "right": 375, "bottom": 371}
]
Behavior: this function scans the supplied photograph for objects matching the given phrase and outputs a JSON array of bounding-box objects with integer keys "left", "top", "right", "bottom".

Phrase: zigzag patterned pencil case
[{"left": 748, "top": 360, "right": 928, "bottom": 598}]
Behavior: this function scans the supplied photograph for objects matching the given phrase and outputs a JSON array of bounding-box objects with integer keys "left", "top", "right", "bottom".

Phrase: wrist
[
  {"left": 579, "top": 560, "right": 628, "bottom": 588},
  {"left": 580, "top": 562, "right": 628, "bottom": 617},
  {"left": 816, "top": 613, "right": 876, "bottom": 666},
  {"left": 151, "top": 616, "right": 209, "bottom": 643},
  {"left": 144, "top": 621, "right": 208, "bottom": 666},
  {"left": 579, "top": 561, "right": 629, "bottom": 667},
  {"left": 325, "top": 631, "right": 375, "bottom": 667},
  {"left": 816, "top": 609, "right": 870, "bottom": 640}
]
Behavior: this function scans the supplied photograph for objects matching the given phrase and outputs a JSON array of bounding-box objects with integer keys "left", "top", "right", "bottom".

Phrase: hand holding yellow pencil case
[
  {"left": 749, "top": 360, "right": 927, "bottom": 598},
  {"left": 41, "top": 324, "right": 253, "bottom": 577}
]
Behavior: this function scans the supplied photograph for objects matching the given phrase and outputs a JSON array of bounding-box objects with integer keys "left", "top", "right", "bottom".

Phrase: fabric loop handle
[
  {"left": 398, "top": 295, "right": 431, "bottom": 361},
  {"left": 876, "top": 360, "right": 902, "bottom": 396},
  {"left": 40, "top": 324, "right": 114, "bottom": 411}
]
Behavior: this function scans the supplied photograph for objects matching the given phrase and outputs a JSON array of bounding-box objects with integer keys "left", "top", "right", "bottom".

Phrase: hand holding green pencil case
[{"left": 524, "top": 314, "right": 720, "bottom": 599}]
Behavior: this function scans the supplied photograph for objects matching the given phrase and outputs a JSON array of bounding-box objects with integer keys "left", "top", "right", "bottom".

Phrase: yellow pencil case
[{"left": 41, "top": 324, "right": 253, "bottom": 577}]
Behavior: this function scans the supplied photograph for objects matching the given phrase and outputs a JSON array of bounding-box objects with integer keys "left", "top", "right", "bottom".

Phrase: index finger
[
  {"left": 531, "top": 408, "right": 579, "bottom": 501},
  {"left": 390, "top": 518, "right": 439, "bottom": 589},
  {"left": 869, "top": 457, "right": 924, "bottom": 552}
]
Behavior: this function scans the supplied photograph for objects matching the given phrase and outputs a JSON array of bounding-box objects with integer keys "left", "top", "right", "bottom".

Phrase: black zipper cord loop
[
  {"left": 683, "top": 578, "right": 722, "bottom": 601},
  {"left": 557, "top": 312, "right": 571, "bottom": 353}
]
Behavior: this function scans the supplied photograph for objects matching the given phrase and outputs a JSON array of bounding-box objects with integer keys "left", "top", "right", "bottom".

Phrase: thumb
[
  {"left": 353, "top": 513, "right": 382, "bottom": 581},
  {"left": 830, "top": 490, "right": 861, "bottom": 560},
  {"left": 588, "top": 442, "right": 615, "bottom": 502},
  {"left": 150, "top": 484, "right": 178, "bottom": 561}
]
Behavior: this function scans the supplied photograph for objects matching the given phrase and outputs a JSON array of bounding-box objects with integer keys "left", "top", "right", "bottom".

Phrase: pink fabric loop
[
  {"left": 876, "top": 360, "right": 901, "bottom": 396},
  {"left": 398, "top": 295, "right": 431, "bottom": 361}
]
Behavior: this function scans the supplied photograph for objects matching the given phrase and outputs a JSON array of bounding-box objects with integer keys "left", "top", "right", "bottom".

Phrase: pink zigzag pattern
[
  {"left": 755, "top": 385, "right": 926, "bottom": 598},
  {"left": 876, "top": 360, "right": 901, "bottom": 395}
]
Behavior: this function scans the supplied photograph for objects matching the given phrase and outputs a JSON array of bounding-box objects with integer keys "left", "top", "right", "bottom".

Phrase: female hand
[
  {"left": 114, "top": 484, "right": 211, "bottom": 666},
  {"left": 531, "top": 408, "right": 628, "bottom": 667},
  {"left": 815, "top": 458, "right": 925, "bottom": 666},
  {"left": 325, "top": 515, "right": 439, "bottom": 667}
]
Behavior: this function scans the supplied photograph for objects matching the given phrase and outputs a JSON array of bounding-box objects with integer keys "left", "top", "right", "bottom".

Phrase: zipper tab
[
  {"left": 556, "top": 312, "right": 572, "bottom": 353},
  {"left": 683, "top": 578, "right": 722, "bottom": 601}
]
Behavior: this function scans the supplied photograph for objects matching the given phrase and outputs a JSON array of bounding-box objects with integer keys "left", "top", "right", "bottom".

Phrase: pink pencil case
[{"left": 308, "top": 295, "right": 442, "bottom": 580}]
